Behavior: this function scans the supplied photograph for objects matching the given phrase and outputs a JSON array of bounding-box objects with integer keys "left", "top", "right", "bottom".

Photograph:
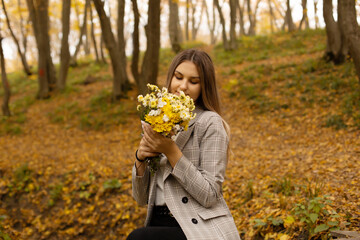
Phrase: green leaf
[
  {"left": 271, "top": 218, "right": 284, "bottom": 226},
  {"left": 327, "top": 221, "right": 338, "bottom": 226},
  {"left": 308, "top": 202, "right": 314, "bottom": 210},
  {"left": 254, "top": 219, "right": 267, "bottom": 227},
  {"left": 309, "top": 213, "right": 318, "bottom": 223},
  {"left": 79, "top": 191, "right": 91, "bottom": 199},
  {"left": 103, "top": 179, "right": 122, "bottom": 190},
  {"left": 314, "top": 224, "right": 329, "bottom": 233},
  {"left": 313, "top": 205, "right": 321, "bottom": 213},
  {"left": 0, "top": 231, "right": 12, "bottom": 240}
]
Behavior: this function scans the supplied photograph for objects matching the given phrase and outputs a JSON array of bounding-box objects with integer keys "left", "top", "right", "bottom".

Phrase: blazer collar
[{"left": 175, "top": 106, "right": 204, "bottom": 150}]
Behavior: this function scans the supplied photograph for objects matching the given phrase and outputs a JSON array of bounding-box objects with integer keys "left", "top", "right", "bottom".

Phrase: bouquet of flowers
[{"left": 137, "top": 84, "right": 196, "bottom": 174}]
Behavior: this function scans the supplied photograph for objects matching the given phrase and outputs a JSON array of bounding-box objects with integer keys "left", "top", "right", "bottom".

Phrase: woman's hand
[
  {"left": 141, "top": 121, "right": 174, "bottom": 154},
  {"left": 137, "top": 136, "right": 160, "bottom": 161},
  {"left": 140, "top": 121, "right": 182, "bottom": 168}
]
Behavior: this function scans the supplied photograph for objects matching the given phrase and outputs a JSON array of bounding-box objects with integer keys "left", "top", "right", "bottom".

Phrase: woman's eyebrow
[
  {"left": 175, "top": 70, "right": 200, "bottom": 79},
  {"left": 174, "top": 70, "right": 183, "bottom": 76}
]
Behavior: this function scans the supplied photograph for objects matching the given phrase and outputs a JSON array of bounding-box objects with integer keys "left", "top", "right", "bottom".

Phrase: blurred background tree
[{"left": 0, "top": 0, "right": 359, "bottom": 102}]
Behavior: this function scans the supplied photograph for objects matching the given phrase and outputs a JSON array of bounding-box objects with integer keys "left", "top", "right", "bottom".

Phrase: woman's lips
[{"left": 175, "top": 91, "right": 188, "bottom": 96}]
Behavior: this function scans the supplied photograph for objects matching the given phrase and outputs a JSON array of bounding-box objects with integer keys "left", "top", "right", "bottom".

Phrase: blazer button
[
  {"left": 191, "top": 218, "right": 198, "bottom": 224},
  {"left": 182, "top": 197, "right": 188, "bottom": 203}
]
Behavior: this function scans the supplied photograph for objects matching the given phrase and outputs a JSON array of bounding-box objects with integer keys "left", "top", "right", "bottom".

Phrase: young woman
[{"left": 127, "top": 49, "right": 240, "bottom": 240}]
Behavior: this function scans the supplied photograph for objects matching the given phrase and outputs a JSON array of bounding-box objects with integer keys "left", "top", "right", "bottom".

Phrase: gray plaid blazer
[{"left": 132, "top": 108, "right": 240, "bottom": 240}]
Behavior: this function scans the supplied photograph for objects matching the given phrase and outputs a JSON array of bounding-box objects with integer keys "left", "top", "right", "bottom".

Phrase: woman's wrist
[
  {"left": 163, "top": 143, "right": 182, "bottom": 167},
  {"left": 135, "top": 149, "right": 146, "bottom": 162}
]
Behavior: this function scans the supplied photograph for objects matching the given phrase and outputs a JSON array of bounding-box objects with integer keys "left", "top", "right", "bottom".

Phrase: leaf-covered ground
[{"left": 0, "top": 29, "right": 359, "bottom": 239}]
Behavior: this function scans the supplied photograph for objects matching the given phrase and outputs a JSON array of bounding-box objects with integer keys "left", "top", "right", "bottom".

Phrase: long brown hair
[
  {"left": 166, "top": 49, "right": 222, "bottom": 116},
  {"left": 166, "top": 48, "right": 231, "bottom": 139}
]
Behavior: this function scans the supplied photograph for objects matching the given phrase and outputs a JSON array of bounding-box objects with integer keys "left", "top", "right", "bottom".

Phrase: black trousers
[{"left": 126, "top": 212, "right": 187, "bottom": 240}]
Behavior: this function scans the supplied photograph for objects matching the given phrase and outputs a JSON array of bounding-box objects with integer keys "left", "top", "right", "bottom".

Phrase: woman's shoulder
[
  {"left": 194, "top": 109, "right": 224, "bottom": 130},
  {"left": 196, "top": 109, "right": 222, "bottom": 123},
  {"left": 193, "top": 109, "right": 228, "bottom": 141}
]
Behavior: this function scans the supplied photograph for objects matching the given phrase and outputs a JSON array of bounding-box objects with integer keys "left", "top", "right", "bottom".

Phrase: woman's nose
[{"left": 179, "top": 79, "right": 188, "bottom": 90}]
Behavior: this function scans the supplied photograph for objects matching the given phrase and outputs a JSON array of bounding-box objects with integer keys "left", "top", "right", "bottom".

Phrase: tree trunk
[
  {"left": 18, "top": 0, "right": 28, "bottom": 54},
  {"left": 117, "top": 0, "right": 130, "bottom": 88},
  {"left": 58, "top": 0, "right": 71, "bottom": 90},
  {"left": 285, "top": 0, "right": 295, "bottom": 32},
  {"left": 298, "top": 0, "right": 309, "bottom": 30},
  {"left": 93, "top": 0, "right": 126, "bottom": 99},
  {"left": 268, "top": 0, "right": 274, "bottom": 33},
  {"left": 247, "top": 0, "right": 261, "bottom": 35},
  {"left": 131, "top": 0, "right": 140, "bottom": 86},
  {"left": 336, "top": 0, "right": 348, "bottom": 64},
  {"left": 214, "top": 0, "right": 229, "bottom": 50},
  {"left": 169, "top": 0, "right": 182, "bottom": 53},
  {"left": 74, "top": 0, "right": 81, "bottom": 30},
  {"left": 273, "top": 0, "right": 285, "bottom": 20},
  {"left": 191, "top": 1, "right": 205, "bottom": 41},
  {"left": 70, "top": 0, "right": 90, "bottom": 66},
  {"left": 2, "top": 0, "right": 32, "bottom": 76},
  {"left": 314, "top": 0, "right": 319, "bottom": 29},
  {"left": 0, "top": 35, "right": 11, "bottom": 116},
  {"left": 139, "top": 0, "right": 161, "bottom": 95},
  {"left": 190, "top": 1, "right": 195, "bottom": 40},
  {"left": 84, "top": 17, "right": 90, "bottom": 56},
  {"left": 323, "top": 0, "right": 345, "bottom": 64},
  {"left": 237, "top": 0, "right": 246, "bottom": 36},
  {"left": 204, "top": 0, "right": 217, "bottom": 44},
  {"left": 100, "top": 35, "right": 107, "bottom": 64},
  {"left": 246, "top": 0, "right": 255, "bottom": 35},
  {"left": 229, "top": 0, "right": 237, "bottom": 49},
  {"left": 185, "top": 0, "right": 190, "bottom": 41},
  {"left": 339, "top": 0, "right": 360, "bottom": 82},
  {"left": 89, "top": 2, "right": 100, "bottom": 62},
  {"left": 26, "top": 0, "right": 57, "bottom": 99}
]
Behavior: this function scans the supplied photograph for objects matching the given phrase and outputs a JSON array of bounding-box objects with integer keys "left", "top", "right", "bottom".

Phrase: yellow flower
[
  {"left": 137, "top": 84, "right": 195, "bottom": 136},
  {"left": 137, "top": 95, "right": 144, "bottom": 102},
  {"left": 150, "top": 100, "right": 157, "bottom": 108}
]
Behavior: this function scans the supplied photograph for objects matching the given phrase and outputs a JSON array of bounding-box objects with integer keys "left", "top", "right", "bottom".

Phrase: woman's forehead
[{"left": 175, "top": 61, "right": 199, "bottom": 76}]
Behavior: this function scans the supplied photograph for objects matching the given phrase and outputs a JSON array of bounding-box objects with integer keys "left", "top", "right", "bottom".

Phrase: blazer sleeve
[
  {"left": 132, "top": 164, "right": 150, "bottom": 206},
  {"left": 171, "top": 114, "right": 228, "bottom": 208}
]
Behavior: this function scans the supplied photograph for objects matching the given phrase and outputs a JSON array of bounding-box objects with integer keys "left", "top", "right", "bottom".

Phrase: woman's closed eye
[
  {"left": 190, "top": 79, "right": 200, "bottom": 84},
  {"left": 174, "top": 73, "right": 183, "bottom": 80}
]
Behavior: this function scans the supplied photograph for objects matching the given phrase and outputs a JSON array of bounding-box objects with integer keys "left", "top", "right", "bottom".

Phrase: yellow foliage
[{"left": 0, "top": 33, "right": 360, "bottom": 240}]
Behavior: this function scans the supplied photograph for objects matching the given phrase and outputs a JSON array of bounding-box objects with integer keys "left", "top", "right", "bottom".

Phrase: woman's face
[{"left": 170, "top": 61, "right": 201, "bottom": 102}]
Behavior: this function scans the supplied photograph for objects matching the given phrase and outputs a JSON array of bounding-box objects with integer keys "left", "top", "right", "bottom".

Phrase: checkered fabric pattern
[{"left": 132, "top": 108, "right": 241, "bottom": 240}]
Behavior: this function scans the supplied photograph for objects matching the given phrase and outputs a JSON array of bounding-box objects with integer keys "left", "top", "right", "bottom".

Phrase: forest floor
[{"left": 0, "top": 29, "right": 359, "bottom": 240}]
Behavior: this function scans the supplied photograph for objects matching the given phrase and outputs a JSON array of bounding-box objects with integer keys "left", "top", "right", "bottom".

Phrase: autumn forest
[{"left": 0, "top": 0, "right": 360, "bottom": 239}]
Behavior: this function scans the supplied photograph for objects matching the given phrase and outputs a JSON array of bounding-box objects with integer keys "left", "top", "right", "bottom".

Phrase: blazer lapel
[
  {"left": 148, "top": 171, "right": 157, "bottom": 205},
  {"left": 163, "top": 107, "right": 204, "bottom": 180},
  {"left": 176, "top": 107, "right": 204, "bottom": 150}
]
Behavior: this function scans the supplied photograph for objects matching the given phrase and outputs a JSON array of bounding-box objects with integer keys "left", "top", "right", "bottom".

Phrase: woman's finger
[
  {"left": 138, "top": 144, "right": 159, "bottom": 158},
  {"left": 141, "top": 132, "right": 154, "bottom": 147},
  {"left": 143, "top": 122, "right": 159, "bottom": 139},
  {"left": 142, "top": 123, "right": 153, "bottom": 138}
]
